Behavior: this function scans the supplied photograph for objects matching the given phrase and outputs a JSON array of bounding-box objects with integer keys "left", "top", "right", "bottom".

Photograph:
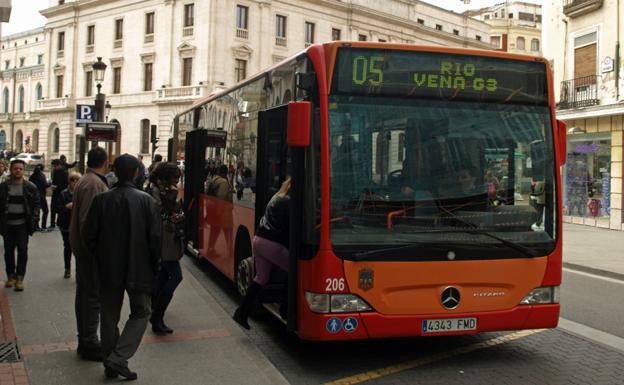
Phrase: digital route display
[{"left": 332, "top": 48, "right": 549, "bottom": 105}]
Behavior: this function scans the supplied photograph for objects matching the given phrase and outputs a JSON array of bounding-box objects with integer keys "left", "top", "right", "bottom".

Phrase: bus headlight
[
  {"left": 520, "top": 286, "right": 559, "bottom": 305},
  {"left": 305, "top": 292, "right": 373, "bottom": 313}
]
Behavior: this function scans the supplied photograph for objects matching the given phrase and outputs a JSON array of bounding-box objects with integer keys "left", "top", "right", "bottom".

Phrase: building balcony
[
  {"left": 154, "top": 85, "right": 206, "bottom": 104},
  {"left": 557, "top": 75, "right": 599, "bottom": 110},
  {"left": 275, "top": 36, "right": 287, "bottom": 47},
  {"left": 35, "top": 97, "right": 72, "bottom": 111},
  {"left": 563, "top": 0, "right": 603, "bottom": 17},
  {"left": 183, "top": 26, "right": 194, "bottom": 37},
  {"left": 236, "top": 28, "right": 248, "bottom": 40}
]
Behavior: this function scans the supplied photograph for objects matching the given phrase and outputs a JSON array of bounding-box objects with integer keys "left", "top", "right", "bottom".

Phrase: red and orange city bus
[{"left": 172, "top": 42, "right": 567, "bottom": 341}]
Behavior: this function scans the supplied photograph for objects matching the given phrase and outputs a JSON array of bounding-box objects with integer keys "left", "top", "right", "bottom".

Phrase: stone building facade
[
  {"left": 1, "top": 0, "right": 495, "bottom": 163},
  {"left": 544, "top": 0, "right": 624, "bottom": 230}
]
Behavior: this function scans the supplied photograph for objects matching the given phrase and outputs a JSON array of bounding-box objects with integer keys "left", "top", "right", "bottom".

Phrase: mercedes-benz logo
[{"left": 441, "top": 286, "right": 461, "bottom": 310}]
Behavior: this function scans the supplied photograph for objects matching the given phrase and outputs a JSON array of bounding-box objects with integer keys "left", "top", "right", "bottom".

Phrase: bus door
[
  {"left": 256, "top": 105, "right": 293, "bottom": 322},
  {"left": 184, "top": 129, "right": 208, "bottom": 251}
]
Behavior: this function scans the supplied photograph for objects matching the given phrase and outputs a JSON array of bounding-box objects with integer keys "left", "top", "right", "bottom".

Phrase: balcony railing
[
  {"left": 114, "top": 40, "right": 123, "bottom": 49},
  {"left": 86, "top": 45, "right": 94, "bottom": 54},
  {"left": 155, "top": 85, "right": 206, "bottom": 103},
  {"left": 275, "top": 36, "right": 287, "bottom": 47},
  {"left": 563, "top": 0, "right": 603, "bottom": 17},
  {"left": 35, "top": 97, "right": 71, "bottom": 111},
  {"left": 558, "top": 75, "right": 599, "bottom": 110},
  {"left": 183, "top": 26, "right": 194, "bottom": 37},
  {"left": 144, "top": 34, "right": 154, "bottom": 43},
  {"left": 236, "top": 28, "right": 248, "bottom": 39}
]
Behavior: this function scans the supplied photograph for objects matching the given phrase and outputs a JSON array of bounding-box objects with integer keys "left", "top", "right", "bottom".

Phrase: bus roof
[{"left": 182, "top": 41, "right": 549, "bottom": 118}]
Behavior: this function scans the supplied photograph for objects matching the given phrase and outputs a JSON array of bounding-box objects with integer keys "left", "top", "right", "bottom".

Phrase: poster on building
[
  {"left": 602, "top": 172, "right": 610, "bottom": 216},
  {"left": 565, "top": 153, "right": 588, "bottom": 216}
]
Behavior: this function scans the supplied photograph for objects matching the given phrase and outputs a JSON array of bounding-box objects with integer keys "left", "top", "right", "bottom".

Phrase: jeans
[
  {"left": 60, "top": 231, "right": 72, "bottom": 270},
  {"left": 153, "top": 261, "right": 183, "bottom": 317},
  {"left": 3, "top": 224, "right": 29, "bottom": 279},
  {"left": 39, "top": 196, "right": 49, "bottom": 229}
]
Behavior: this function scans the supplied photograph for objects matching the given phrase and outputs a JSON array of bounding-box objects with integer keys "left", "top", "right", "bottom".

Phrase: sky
[{"left": 0, "top": 0, "right": 543, "bottom": 37}]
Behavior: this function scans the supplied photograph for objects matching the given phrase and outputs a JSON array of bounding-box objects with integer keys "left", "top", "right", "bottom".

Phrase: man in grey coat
[
  {"left": 69, "top": 147, "right": 108, "bottom": 361},
  {"left": 85, "top": 154, "right": 161, "bottom": 380}
]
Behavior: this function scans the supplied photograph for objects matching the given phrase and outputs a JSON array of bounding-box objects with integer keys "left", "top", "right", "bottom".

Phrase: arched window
[
  {"left": 15, "top": 130, "right": 23, "bottom": 153},
  {"left": 53, "top": 126, "right": 60, "bottom": 153},
  {"left": 516, "top": 36, "right": 525, "bottom": 50},
  {"left": 3, "top": 88, "right": 8, "bottom": 113},
  {"left": 18, "top": 86, "right": 24, "bottom": 113},
  {"left": 35, "top": 83, "right": 43, "bottom": 100},
  {"left": 0, "top": 130, "right": 6, "bottom": 150},
  {"left": 531, "top": 38, "right": 540, "bottom": 52},
  {"left": 140, "top": 119, "right": 150, "bottom": 154}
]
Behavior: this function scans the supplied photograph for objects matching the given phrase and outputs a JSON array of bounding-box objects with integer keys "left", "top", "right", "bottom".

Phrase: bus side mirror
[
  {"left": 287, "top": 101, "right": 312, "bottom": 147},
  {"left": 556, "top": 119, "right": 567, "bottom": 165}
]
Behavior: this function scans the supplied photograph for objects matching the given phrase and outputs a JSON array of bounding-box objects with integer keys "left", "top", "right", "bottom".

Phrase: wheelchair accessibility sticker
[
  {"left": 342, "top": 317, "right": 358, "bottom": 333},
  {"left": 326, "top": 317, "right": 342, "bottom": 334}
]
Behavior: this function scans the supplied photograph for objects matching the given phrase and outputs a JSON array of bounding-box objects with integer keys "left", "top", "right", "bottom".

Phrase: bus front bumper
[{"left": 297, "top": 304, "right": 559, "bottom": 341}]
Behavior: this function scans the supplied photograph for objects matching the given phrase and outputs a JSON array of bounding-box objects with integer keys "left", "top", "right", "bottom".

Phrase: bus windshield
[{"left": 328, "top": 96, "right": 556, "bottom": 260}]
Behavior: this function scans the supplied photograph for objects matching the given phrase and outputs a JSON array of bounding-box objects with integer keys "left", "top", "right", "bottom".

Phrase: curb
[
  {"left": 0, "top": 286, "right": 17, "bottom": 343},
  {"left": 563, "top": 262, "right": 624, "bottom": 282}
]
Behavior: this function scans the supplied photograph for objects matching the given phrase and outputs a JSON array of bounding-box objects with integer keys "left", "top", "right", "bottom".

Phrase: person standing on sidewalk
[
  {"left": 56, "top": 172, "right": 80, "bottom": 278},
  {"left": 0, "top": 159, "right": 40, "bottom": 291},
  {"left": 147, "top": 163, "right": 184, "bottom": 335},
  {"left": 85, "top": 154, "right": 161, "bottom": 380},
  {"left": 28, "top": 164, "right": 50, "bottom": 231},
  {"left": 69, "top": 147, "right": 108, "bottom": 361},
  {"left": 50, "top": 159, "right": 69, "bottom": 229}
]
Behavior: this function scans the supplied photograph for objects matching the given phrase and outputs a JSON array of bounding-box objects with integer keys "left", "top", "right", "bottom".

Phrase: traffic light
[{"left": 150, "top": 124, "right": 159, "bottom": 156}]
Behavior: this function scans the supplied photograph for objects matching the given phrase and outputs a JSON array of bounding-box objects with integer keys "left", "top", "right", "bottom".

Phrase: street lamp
[{"left": 92, "top": 57, "right": 107, "bottom": 122}]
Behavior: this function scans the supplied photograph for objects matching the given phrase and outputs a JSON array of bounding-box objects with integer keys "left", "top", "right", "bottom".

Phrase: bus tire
[
  {"left": 236, "top": 257, "right": 254, "bottom": 297},
  {"left": 235, "top": 229, "right": 253, "bottom": 296}
]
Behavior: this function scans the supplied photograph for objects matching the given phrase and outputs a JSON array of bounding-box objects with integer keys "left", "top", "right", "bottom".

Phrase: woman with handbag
[{"left": 147, "top": 162, "right": 184, "bottom": 334}]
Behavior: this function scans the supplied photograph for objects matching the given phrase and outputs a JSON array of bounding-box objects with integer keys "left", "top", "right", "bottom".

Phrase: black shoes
[
  {"left": 77, "top": 343, "right": 103, "bottom": 362},
  {"left": 150, "top": 317, "right": 174, "bottom": 335},
  {"left": 232, "top": 308, "right": 251, "bottom": 330},
  {"left": 104, "top": 362, "right": 138, "bottom": 381},
  {"left": 64, "top": 269, "right": 71, "bottom": 279}
]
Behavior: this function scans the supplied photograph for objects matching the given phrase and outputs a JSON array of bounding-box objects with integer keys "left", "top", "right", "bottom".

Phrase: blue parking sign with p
[{"left": 76, "top": 104, "right": 95, "bottom": 125}]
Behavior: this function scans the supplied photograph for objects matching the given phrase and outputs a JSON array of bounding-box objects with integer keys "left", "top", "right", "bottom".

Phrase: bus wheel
[{"left": 236, "top": 257, "right": 254, "bottom": 296}]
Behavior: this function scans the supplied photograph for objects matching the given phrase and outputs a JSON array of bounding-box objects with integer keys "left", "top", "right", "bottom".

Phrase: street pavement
[{"left": 0, "top": 221, "right": 622, "bottom": 384}]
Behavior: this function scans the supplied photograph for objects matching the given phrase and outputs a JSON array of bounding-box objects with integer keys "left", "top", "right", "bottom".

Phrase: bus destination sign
[{"left": 332, "top": 48, "right": 548, "bottom": 105}]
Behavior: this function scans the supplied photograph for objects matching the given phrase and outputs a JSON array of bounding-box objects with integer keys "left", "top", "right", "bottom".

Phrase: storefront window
[{"left": 564, "top": 135, "right": 611, "bottom": 218}]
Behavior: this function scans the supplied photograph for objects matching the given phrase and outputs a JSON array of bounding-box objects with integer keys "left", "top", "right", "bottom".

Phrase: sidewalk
[
  {"left": 0, "top": 230, "right": 289, "bottom": 385},
  {"left": 563, "top": 223, "right": 624, "bottom": 280}
]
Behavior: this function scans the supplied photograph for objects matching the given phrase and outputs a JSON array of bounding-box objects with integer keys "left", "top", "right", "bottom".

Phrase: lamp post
[
  {"left": 78, "top": 57, "right": 107, "bottom": 173},
  {"left": 105, "top": 101, "right": 112, "bottom": 122}
]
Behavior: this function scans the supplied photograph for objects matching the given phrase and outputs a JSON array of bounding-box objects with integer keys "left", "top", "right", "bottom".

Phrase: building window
[
  {"left": 182, "top": 58, "right": 192, "bottom": 86},
  {"left": 113, "top": 67, "right": 121, "bottom": 94},
  {"left": 378, "top": 39, "right": 386, "bottom": 42},
  {"left": 2, "top": 88, "right": 8, "bottom": 113},
  {"left": 17, "top": 86, "right": 24, "bottom": 113},
  {"left": 19, "top": 57, "right": 24, "bottom": 67},
  {"left": 35, "top": 83, "right": 43, "bottom": 100},
  {"left": 53, "top": 127, "right": 60, "bottom": 153},
  {"left": 140, "top": 119, "right": 150, "bottom": 154},
  {"left": 516, "top": 36, "right": 525, "bottom": 50},
  {"left": 453, "top": 29, "right": 459, "bottom": 36},
  {"left": 491, "top": 36, "right": 501, "bottom": 48},
  {"left": 144, "top": 63, "right": 153, "bottom": 91},
  {"left": 276, "top": 15, "right": 286, "bottom": 38},
  {"left": 184, "top": 3, "right": 194, "bottom": 27},
  {"left": 435, "top": 24, "right": 442, "bottom": 31},
  {"left": 417, "top": 19, "right": 424, "bottom": 25},
  {"left": 574, "top": 32, "right": 597, "bottom": 79},
  {"left": 145, "top": 12, "right": 155, "bottom": 35},
  {"left": 56, "top": 75, "right": 63, "bottom": 98},
  {"left": 87, "top": 25, "right": 95, "bottom": 46},
  {"left": 115, "top": 19, "right": 123, "bottom": 41},
  {"left": 58, "top": 32, "right": 65, "bottom": 52},
  {"left": 332, "top": 28, "right": 341, "bottom": 41},
  {"left": 37, "top": 54, "right": 43, "bottom": 65},
  {"left": 476, "top": 35, "right": 482, "bottom": 41},
  {"left": 236, "top": 5, "right": 248, "bottom": 30},
  {"left": 519, "top": 12, "right": 535, "bottom": 22},
  {"left": 398, "top": 133, "right": 405, "bottom": 162},
  {"left": 531, "top": 38, "right": 540, "bottom": 52},
  {"left": 304, "top": 22, "right": 314, "bottom": 46},
  {"left": 235, "top": 59, "right": 246, "bottom": 82},
  {"left": 358, "top": 34, "right": 367, "bottom": 41},
  {"left": 85, "top": 71, "right": 93, "bottom": 97},
  {"left": 484, "top": 15, "right": 490, "bottom": 20},
  {"left": 4, "top": 61, "right": 8, "bottom": 69},
  {"left": 508, "top": 13, "right": 514, "bottom": 18}
]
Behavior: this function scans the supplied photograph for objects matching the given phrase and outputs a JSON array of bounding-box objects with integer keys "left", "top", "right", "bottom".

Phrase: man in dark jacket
[
  {"left": 0, "top": 159, "right": 40, "bottom": 291},
  {"left": 85, "top": 154, "right": 161, "bottom": 380},
  {"left": 50, "top": 159, "right": 69, "bottom": 228}
]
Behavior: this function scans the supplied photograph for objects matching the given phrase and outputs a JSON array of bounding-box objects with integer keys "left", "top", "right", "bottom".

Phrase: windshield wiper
[{"left": 350, "top": 242, "right": 447, "bottom": 261}]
